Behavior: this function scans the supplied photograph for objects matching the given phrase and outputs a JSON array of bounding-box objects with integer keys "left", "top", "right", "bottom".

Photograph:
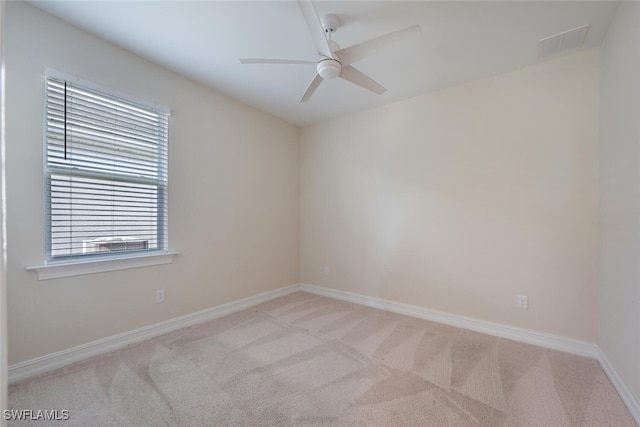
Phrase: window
[{"left": 44, "top": 72, "right": 169, "bottom": 262}]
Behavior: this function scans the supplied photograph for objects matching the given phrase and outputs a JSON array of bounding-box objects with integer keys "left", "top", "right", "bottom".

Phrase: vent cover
[{"left": 539, "top": 24, "right": 589, "bottom": 57}]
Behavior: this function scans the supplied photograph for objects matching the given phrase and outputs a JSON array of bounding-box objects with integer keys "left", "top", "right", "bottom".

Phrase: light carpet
[{"left": 8, "top": 292, "right": 637, "bottom": 426}]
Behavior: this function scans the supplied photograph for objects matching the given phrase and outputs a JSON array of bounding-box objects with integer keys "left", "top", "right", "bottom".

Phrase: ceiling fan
[{"left": 240, "top": 0, "right": 421, "bottom": 102}]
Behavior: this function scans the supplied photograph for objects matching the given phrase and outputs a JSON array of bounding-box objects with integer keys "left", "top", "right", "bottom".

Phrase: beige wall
[
  {"left": 598, "top": 1, "right": 640, "bottom": 406},
  {"left": 300, "top": 49, "right": 599, "bottom": 342},
  {"left": 4, "top": 2, "right": 299, "bottom": 365}
]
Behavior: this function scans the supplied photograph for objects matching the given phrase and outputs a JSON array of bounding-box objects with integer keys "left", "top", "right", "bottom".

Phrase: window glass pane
[{"left": 49, "top": 174, "right": 161, "bottom": 257}]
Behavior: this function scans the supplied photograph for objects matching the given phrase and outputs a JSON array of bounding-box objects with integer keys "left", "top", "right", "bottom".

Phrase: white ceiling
[{"left": 29, "top": 1, "right": 619, "bottom": 127}]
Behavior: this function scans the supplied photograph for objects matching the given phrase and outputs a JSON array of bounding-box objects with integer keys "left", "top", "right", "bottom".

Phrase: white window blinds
[{"left": 45, "top": 75, "right": 169, "bottom": 261}]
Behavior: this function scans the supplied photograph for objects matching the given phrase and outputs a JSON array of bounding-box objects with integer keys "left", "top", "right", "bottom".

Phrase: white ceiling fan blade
[
  {"left": 339, "top": 65, "right": 386, "bottom": 95},
  {"left": 300, "top": 74, "right": 323, "bottom": 103},
  {"left": 336, "top": 25, "right": 422, "bottom": 66},
  {"left": 240, "top": 58, "right": 316, "bottom": 65},
  {"left": 297, "top": 0, "right": 334, "bottom": 59}
]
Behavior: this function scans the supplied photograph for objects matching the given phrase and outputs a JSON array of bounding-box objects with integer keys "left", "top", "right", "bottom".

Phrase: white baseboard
[
  {"left": 598, "top": 349, "right": 640, "bottom": 425},
  {"left": 8, "top": 284, "right": 299, "bottom": 384},
  {"left": 298, "top": 283, "right": 599, "bottom": 358}
]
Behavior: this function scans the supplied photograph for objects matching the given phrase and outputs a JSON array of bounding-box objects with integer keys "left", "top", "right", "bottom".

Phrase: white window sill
[{"left": 26, "top": 251, "right": 179, "bottom": 281}]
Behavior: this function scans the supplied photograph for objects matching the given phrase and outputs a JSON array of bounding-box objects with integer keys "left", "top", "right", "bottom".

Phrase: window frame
[{"left": 42, "top": 68, "right": 171, "bottom": 265}]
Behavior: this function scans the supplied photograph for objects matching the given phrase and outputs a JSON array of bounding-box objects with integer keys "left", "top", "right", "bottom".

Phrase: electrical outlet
[
  {"left": 323, "top": 266, "right": 330, "bottom": 276},
  {"left": 156, "top": 289, "right": 165, "bottom": 304},
  {"left": 517, "top": 295, "right": 528, "bottom": 309}
]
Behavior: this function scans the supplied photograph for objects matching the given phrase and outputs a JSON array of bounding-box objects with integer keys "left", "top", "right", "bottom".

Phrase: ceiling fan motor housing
[{"left": 317, "top": 58, "right": 341, "bottom": 79}]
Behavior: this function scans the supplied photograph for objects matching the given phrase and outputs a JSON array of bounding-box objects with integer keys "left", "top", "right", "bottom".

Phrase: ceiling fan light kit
[
  {"left": 317, "top": 59, "right": 341, "bottom": 79},
  {"left": 239, "top": 0, "right": 420, "bottom": 102}
]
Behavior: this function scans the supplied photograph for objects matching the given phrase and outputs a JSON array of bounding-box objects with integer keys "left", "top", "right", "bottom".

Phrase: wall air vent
[{"left": 538, "top": 24, "right": 589, "bottom": 57}]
